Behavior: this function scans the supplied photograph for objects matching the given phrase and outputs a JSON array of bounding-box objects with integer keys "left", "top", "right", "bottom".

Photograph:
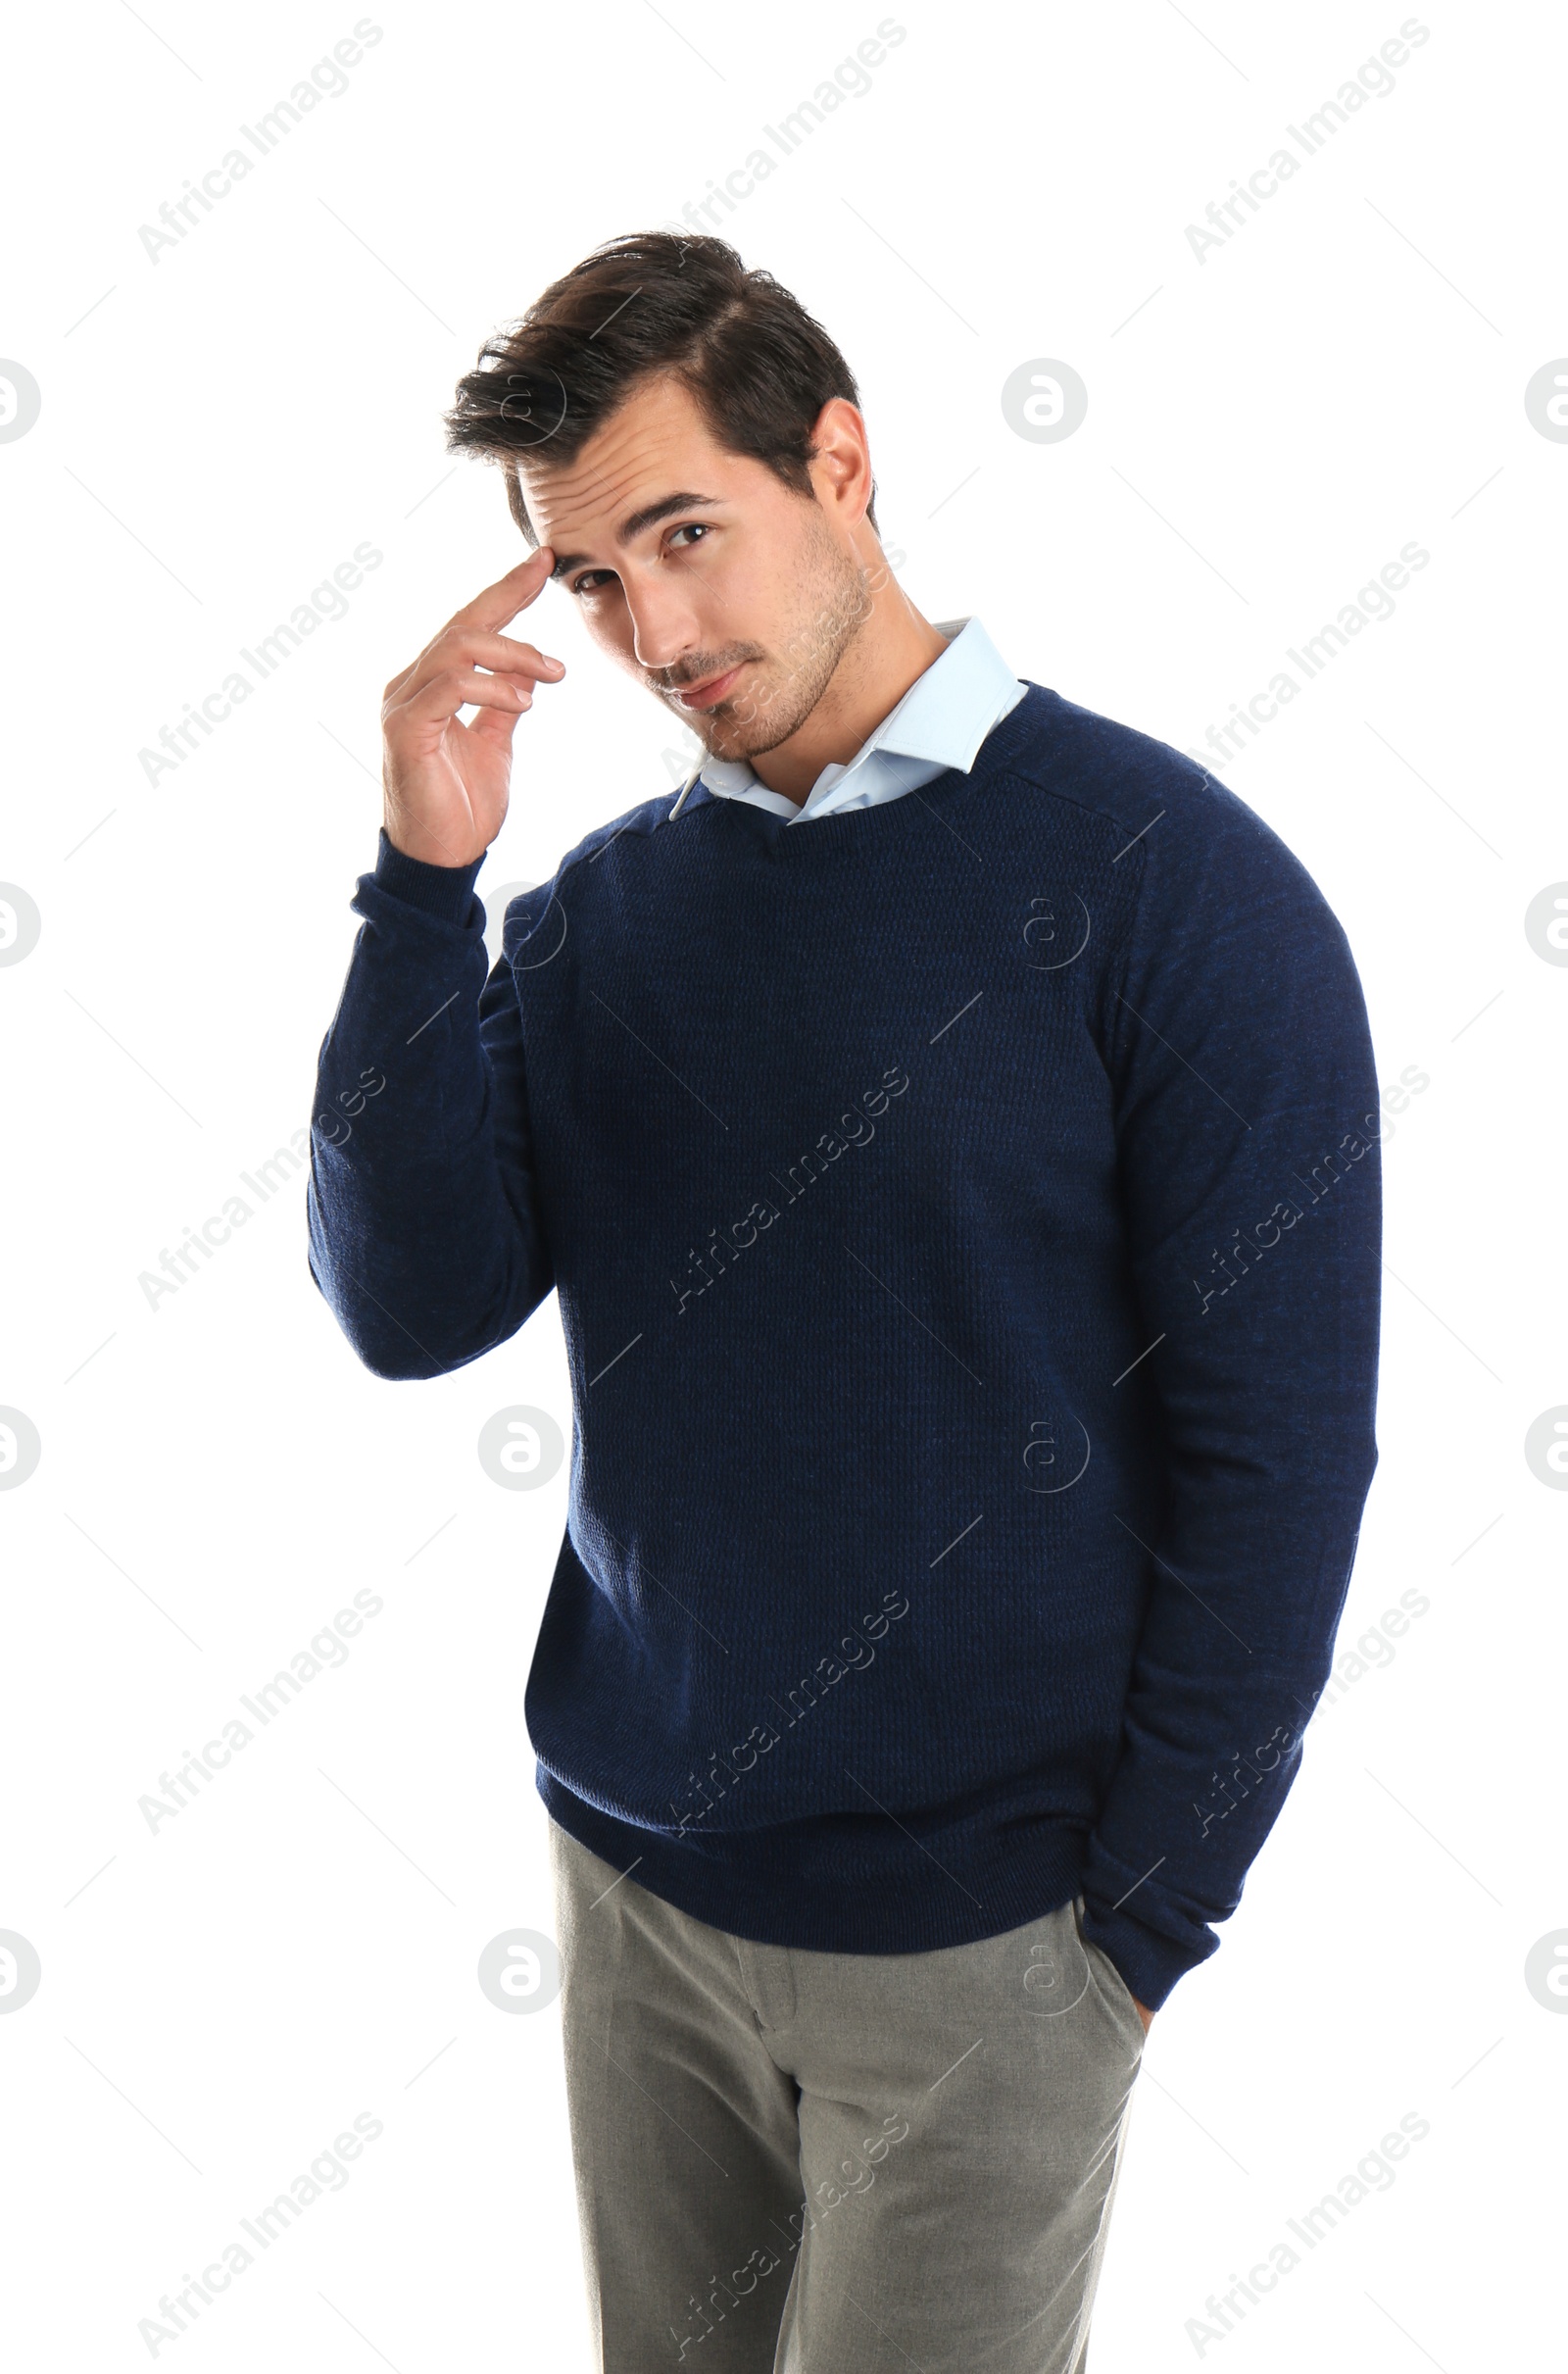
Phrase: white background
[{"left": 1, "top": 1, "right": 1562, "bottom": 2365}]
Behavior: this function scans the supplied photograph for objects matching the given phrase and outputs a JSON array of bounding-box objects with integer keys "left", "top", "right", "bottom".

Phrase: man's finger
[
  {"left": 394, "top": 630, "right": 564, "bottom": 707},
  {"left": 466, "top": 698, "right": 526, "bottom": 754},
  {"left": 450, "top": 545, "right": 558, "bottom": 637},
  {"left": 382, "top": 559, "right": 560, "bottom": 703},
  {"left": 391, "top": 667, "right": 538, "bottom": 731}
]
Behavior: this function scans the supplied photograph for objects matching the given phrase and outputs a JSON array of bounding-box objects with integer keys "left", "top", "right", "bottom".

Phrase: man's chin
[{"left": 688, "top": 702, "right": 808, "bottom": 765}]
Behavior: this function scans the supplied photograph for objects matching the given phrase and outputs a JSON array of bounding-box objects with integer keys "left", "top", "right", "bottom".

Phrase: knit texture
[{"left": 307, "top": 681, "right": 1381, "bottom": 2009}]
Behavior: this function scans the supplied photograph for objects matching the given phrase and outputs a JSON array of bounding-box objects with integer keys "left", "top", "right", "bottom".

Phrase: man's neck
[{"left": 746, "top": 574, "right": 951, "bottom": 807}]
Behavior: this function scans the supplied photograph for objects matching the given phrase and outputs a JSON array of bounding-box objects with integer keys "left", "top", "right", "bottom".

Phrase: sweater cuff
[
  {"left": 372, "top": 825, "right": 485, "bottom": 925},
  {"left": 1077, "top": 1895, "right": 1217, "bottom": 2015}
]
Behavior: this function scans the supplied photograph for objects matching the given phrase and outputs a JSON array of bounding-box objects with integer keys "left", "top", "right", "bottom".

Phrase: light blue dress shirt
[{"left": 669, "top": 616, "right": 1027, "bottom": 822}]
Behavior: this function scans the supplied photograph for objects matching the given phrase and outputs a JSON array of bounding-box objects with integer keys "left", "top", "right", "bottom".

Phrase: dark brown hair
[{"left": 443, "top": 230, "right": 878, "bottom": 541}]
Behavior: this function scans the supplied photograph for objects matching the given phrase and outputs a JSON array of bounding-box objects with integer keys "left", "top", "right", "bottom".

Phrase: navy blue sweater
[{"left": 307, "top": 682, "right": 1381, "bottom": 2009}]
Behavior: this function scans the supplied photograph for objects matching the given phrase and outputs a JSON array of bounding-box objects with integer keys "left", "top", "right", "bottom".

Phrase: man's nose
[{"left": 623, "top": 578, "right": 709, "bottom": 677}]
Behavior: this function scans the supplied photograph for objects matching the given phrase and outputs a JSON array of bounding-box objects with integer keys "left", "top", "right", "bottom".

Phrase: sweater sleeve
[
  {"left": 305, "top": 829, "right": 555, "bottom": 1378},
  {"left": 1076, "top": 774, "right": 1382, "bottom": 2010}
]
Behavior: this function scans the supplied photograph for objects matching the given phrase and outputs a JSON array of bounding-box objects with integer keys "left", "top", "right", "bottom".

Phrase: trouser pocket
[{"left": 1071, "top": 1895, "right": 1146, "bottom": 2046}]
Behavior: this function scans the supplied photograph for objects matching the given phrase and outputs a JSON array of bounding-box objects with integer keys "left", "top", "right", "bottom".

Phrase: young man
[{"left": 307, "top": 232, "right": 1382, "bottom": 2370}]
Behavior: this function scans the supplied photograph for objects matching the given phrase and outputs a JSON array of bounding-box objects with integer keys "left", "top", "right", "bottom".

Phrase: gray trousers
[{"left": 548, "top": 1818, "right": 1146, "bottom": 2373}]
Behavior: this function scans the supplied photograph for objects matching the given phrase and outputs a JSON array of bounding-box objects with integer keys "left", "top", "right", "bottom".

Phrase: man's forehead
[{"left": 518, "top": 375, "right": 729, "bottom": 546}]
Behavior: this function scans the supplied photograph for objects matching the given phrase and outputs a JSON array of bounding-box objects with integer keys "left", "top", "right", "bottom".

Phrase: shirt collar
[{"left": 688, "top": 617, "right": 1020, "bottom": 813}]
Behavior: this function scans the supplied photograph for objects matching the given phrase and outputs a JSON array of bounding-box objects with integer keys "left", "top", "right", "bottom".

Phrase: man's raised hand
[{"left": 380, "top": 547, "right": 564, "bottom": 868}]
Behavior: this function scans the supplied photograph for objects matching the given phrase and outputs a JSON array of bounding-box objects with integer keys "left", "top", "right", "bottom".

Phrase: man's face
[{"left": 516, "top": 372, "right": 876, "bottom": 761}]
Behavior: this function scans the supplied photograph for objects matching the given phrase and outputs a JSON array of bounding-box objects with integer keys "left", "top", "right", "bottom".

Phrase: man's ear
[{"left": 808, "top": 397, "right": 873, "bottom": 525}]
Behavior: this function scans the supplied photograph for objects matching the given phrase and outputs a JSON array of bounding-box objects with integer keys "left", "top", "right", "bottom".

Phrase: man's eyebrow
[{"left": 548, "top": 491, "right": 722, "bottom": 579}]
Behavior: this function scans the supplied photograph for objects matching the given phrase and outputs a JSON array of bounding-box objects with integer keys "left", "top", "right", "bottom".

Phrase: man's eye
[{"left": 569, "top": 522, "right": 710, "bottom": 596}]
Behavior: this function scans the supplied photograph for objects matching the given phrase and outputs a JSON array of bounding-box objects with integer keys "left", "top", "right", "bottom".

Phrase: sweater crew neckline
[{"left": 671, "top": 678, "right": 1053, "bottom": 847}]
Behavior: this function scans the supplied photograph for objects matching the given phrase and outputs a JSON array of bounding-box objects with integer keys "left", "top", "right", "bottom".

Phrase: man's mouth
[{"left": 672, "top": 662, "right": 748, "bottom": 710}]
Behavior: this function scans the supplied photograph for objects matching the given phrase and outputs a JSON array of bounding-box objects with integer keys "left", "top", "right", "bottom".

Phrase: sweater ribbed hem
[{"left": 537, "top": 1765, "right": 1089, "bottom": 1958}]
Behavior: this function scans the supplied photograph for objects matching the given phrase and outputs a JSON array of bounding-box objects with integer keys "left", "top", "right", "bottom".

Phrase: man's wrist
[{"left": 381, "top": 808, "right": 489, "bottom": 868}]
